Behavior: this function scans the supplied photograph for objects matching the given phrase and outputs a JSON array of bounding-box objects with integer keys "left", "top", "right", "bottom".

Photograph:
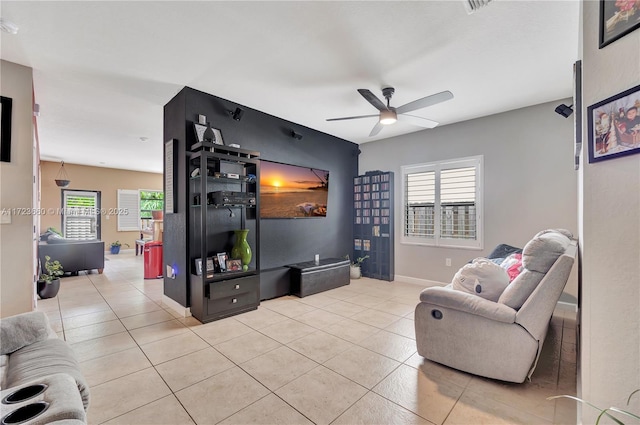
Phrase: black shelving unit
[
  {"left": 353, "top": 171, "right": 394, "bottom": 281},
  {"left": 188, "top": 142, "right": 261, "bottom": 323}
]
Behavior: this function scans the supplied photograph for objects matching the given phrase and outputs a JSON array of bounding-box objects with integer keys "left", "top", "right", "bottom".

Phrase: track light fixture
[
  {"left": 230, "top": 107, "right": 244, "bottom": 121},
  {"left": 555, "top": 104, "right": 574, "bottom": 118}
]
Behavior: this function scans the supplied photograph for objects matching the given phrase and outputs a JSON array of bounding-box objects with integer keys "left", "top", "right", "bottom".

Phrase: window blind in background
[{"left": 117, "top": 189, "right": 140, "bottom": 231}]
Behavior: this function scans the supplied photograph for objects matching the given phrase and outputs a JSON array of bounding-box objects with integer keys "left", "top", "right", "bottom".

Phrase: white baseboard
[
  {"left": 393, "top": 274, "right": 447, "bottom": 288},
  {"left": 162, "top": 294, "right": 191, "bottom": 318}
]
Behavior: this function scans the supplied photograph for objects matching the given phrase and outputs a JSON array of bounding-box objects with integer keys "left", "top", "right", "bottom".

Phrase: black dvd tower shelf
[{"left": 353, "top": 171, "right": 394, "bottom": 281}]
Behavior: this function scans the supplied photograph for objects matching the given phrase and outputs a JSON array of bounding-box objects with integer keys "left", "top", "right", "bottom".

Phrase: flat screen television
[{"left": 260, "top": 160, "right": 329, "bottom": 218}]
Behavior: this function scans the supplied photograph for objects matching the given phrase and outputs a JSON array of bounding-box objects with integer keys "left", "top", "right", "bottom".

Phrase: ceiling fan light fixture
[{"left": 379, "top": 110, "right": 397, "bottom": 125}]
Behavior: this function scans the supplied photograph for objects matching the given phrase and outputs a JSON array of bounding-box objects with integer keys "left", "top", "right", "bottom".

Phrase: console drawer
[
  {"left": 209, "top": 276, "right": 259, "bottom": 300},
  {"left": 206, "top": 290, "right": 259, "bottom": 315}
]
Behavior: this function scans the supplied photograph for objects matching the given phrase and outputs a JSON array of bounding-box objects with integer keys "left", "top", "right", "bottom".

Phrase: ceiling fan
[{"left": 326, "top": 87, "right": 454, "bottom": 137}]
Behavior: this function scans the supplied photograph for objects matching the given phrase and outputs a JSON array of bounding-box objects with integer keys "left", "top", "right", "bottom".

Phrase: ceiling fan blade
[
  {"left": 397, "top": 114, "right": 439, "bottom": 129},
  {"left": 396, "top": 90, "right": 454, "bottom": 114},
  {"left": 358, "top": 89, "right": 387, "bottom": 111},
  {"left": 369, "top": 121, "right": 384, "bottom": 137},
  {"left": 326, "top": 114, "right": 379, "bottom": 122}
]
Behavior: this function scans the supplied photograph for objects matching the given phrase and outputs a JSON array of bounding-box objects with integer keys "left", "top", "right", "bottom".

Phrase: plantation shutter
[
  {"left": 117, "top": 189, "right": 140, "bottom": 231},
  {"left": 404, "top": 169, "right": 436, "bottom": 239},
  {"left": 63, "top": 191, "right": 98, "bottom": 240},
  {"left": 440, "top": 166, "right": 477, "bottom": 240}
]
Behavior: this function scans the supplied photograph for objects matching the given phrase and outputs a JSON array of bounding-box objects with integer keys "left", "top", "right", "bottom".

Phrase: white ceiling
[{"left": 1, "top": 1, "right": 579, "bottom": 174}]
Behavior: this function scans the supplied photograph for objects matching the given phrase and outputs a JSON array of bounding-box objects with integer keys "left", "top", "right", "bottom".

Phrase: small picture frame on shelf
[
  {"left": 217, "top": 253, "right": 228, "bottom": 272},
  {"left": 226, "top": 259, "right": 242, "bottom": 272},
  {"left": 193, "top": 123, "right": 207, "bottom": 143},
  {"left": 194, "top": 258, "right": 203, "bottom": 276},
  {"left": 211, "top": 128, "right": 224, "bottom": 146},
  {"left": 206, "top": 258, "right": 215, "bottom": 277}
]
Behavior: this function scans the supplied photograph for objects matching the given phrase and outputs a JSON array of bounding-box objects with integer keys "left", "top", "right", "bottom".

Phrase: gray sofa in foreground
[
  {"left": 415, "top": 229, "right": 577, "bottom": 383},
  {"left": 0, "top": 312, "right": 89, "bottom": 424}
]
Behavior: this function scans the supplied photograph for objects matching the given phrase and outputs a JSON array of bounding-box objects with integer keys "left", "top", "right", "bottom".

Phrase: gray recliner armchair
[{"left": 414, "top": 229, "right": 577, "bottom": 383}]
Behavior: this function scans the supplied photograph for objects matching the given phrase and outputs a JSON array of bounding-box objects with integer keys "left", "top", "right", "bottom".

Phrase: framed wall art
[
  {"left": 599, "top": 0, "right": 640, "bottom": 48},
  {"left": 1, "top": 96, "right": 12, "bottom": 163},
  {"left": 587, "top": 84, "right": 640, "bottom": 163}
]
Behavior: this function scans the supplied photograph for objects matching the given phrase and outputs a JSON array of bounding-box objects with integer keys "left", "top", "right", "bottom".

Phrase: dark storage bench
[{"left": 286, "top": 258, "right": 350, "bottom": 297}]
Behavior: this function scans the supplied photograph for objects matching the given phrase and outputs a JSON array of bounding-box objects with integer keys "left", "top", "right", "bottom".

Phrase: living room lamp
[{"left": 55, "top": 161, "right": 70, "bottom": 188}]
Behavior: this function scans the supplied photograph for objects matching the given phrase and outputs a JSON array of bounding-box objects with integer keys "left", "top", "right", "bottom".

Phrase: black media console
[{"left": 286, "top": 258, "right": 350, "bottom": 297}]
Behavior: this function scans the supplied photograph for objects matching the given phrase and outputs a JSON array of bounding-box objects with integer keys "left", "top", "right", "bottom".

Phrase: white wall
[
  {"left": 579, "top": 2, "right": 640, "bottom": 422},
  {"left": 360, "top": 99, "right": 578, "bottom": 300},
  {"left": 0, "top": 60, "right": 35, "bottom": 317}
]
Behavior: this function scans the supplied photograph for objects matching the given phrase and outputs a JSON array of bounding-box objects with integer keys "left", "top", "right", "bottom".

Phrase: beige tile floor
[{"left": 37, "top": 250, "right": 578, "bottom": 425}]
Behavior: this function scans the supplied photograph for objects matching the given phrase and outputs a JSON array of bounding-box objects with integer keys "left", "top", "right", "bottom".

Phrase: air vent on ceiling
[{"left": 464, "top": 0, "right": 493, "bottom": 14}]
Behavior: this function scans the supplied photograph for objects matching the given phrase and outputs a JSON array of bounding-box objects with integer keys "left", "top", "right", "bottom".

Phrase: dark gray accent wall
[{"left": 164, "top": 87, "right": 358, "bottom": 306}]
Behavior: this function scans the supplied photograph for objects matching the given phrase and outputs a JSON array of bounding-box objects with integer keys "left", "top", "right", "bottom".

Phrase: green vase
[{"left": 231, "top": 229, "right": 252, "bottom": 271}]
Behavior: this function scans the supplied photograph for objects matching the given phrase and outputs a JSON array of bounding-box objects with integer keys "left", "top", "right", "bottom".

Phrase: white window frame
[{"left": 401, "top": 155, "right": 483, "bottom": 249}]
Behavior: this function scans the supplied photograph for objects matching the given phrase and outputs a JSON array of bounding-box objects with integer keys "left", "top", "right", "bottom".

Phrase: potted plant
[
  {"left": 346, "top": 255, "right": 369, "bottom": 279},
  {"left": 38, "top": 255, "right": 63, "bottom": 299},
  {"left": 110, "top": 241, "right": 130, "bottom": 254}
]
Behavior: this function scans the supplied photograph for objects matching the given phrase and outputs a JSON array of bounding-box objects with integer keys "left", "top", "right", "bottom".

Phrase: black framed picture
[
  {"left": 0, "top": 96, "right": 12, "bottom": 163},
  {"left": 599, "top": 0, "right": 640, "bottom": 48},
  {"left": 216, "top": 252, "right": 228, "bottom": 272},
  {"left": 587, "top": 84, "right": 640, "bottom": 163}
]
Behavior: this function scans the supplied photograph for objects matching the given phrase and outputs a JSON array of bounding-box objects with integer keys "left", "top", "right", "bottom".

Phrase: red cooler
[{"left": 144, "top": 241, "right": 163, "bottom": 279}]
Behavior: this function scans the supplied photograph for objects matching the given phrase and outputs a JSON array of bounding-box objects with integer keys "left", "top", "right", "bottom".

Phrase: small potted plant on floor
[
  {"left": 38, "top": 255, "right": 63, "bottom": 299},
  {"left": 110, "top": 241, "right": 129, "bottom": 254},
  {"left": 347, "top": 255, "right": 369, "bottom": 279}
]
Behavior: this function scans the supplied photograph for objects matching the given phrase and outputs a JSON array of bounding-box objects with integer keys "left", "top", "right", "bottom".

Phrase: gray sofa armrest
[
  {"left": 419, "top": 286, "right": 516, "bottom": 323},
  {"left": 0, "top": 312, "right": 53, "bottom": 355}
]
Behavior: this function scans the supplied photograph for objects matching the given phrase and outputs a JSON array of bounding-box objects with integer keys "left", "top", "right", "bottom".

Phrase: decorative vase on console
[{"left": 231, "top": 229, "right": 252, "bottom": 271}]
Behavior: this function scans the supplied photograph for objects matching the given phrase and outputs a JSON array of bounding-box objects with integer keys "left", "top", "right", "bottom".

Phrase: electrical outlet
[
  {"left": 0, "top": 210, "right": 11, "bottom": 224},
  {"left": 446, "top": 258, "right": 452, "bottom": 267}
]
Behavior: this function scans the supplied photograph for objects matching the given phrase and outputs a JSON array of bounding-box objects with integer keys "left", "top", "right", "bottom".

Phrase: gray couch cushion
[
  {"left": 498, "top": 229, "right": 571, "bottom": 309},
  {"left": 523, "top": 231, "right": 570, "bottom": 273},
  {"left": 7, "top": 339, "right": 90, "bottom": 409},
  {"left": 498, "top": 269, "right": 545, "bottom": 309},
  {"left": 0, "top": 312, "right": 51, "bottom": 355}
]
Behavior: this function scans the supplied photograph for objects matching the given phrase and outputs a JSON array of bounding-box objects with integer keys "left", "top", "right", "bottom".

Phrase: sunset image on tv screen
[{"left": 260, "top": 161, "right": 329, "bottom": 218}]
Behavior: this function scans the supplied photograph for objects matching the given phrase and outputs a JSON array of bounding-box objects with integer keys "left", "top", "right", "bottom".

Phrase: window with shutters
[
  {"left": 401, "top": 156, "right": 483, "bottom": 249},
  {"left": 117, "top": 189, "right": 140, "bottom": 231},
  {"left": 62, "top": 190, "right": 101, "bottom": 240}
]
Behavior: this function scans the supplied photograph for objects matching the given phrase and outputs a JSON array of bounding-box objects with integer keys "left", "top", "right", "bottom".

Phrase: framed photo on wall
[
  {"left": 587, "top": 84, "right": 640, "bottom": 163},
  {"left": 1, "top": 96, "right": 12, "bottom": 162},
  {"left": 599, "top": 0, "right": 640, "bottom": 48}
]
